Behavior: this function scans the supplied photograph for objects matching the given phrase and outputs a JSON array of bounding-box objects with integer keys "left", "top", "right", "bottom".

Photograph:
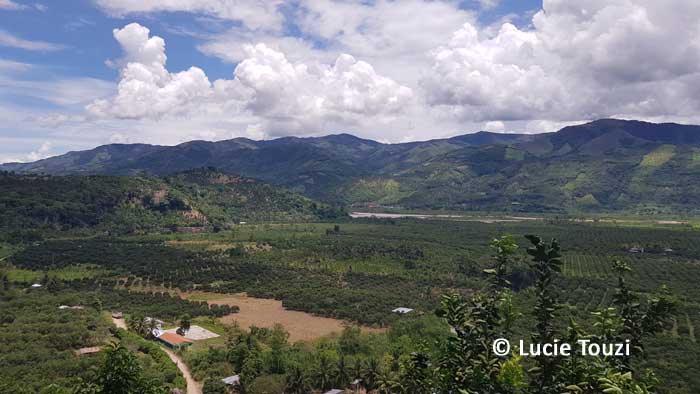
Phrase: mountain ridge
[{"left": 4, "top": 119, "right": 700, "bottom": 214}]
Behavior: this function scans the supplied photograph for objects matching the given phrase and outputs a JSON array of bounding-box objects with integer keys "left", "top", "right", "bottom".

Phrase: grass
[
  {"left": 0, "top": 243, "right": 18, "bottom": 261},
  {"left": 640, "top": 145, "right": 676, "bottom": 167}
]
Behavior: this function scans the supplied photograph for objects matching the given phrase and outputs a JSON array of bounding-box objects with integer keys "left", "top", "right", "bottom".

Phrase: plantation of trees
[{"left": 2, "top": 218, "right": 700, "bottom": 393}]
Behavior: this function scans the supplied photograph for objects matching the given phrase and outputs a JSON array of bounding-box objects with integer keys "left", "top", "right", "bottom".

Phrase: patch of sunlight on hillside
[
  {"left": 640, "top": 145, "right": 675, "bottom": 167},
  {"left": 505, "top": 147, "right": 525, "bottom": 161},
  {"left": 564, "top": 173, "right": 589, "bottom": 192},
  {"left": 347, "top": 178, "right": 412, "bottom": 204}
]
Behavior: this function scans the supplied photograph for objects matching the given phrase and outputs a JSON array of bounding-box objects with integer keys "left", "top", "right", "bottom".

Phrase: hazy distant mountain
[{"left": 4, "top": 119, "right": 700, "bottom": 214}]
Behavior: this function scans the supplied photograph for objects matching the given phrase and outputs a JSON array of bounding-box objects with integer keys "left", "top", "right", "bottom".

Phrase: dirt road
[
  {"left": 111, "top": 313, "right": 201, "bottom": 394},
  {"left": 161, "top": 347, "right": 202, "bottom": 394}
]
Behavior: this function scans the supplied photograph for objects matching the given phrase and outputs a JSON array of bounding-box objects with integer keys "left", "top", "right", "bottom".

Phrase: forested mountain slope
[
  {"left": 4, "top": 119, "right": 700, "bottom": 214},
  {"left": 0, "top": 168, "right": 344, "bottom": 237}
]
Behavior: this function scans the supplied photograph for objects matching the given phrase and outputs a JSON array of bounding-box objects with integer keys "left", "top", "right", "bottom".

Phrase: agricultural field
[{"left": 2, "top": 217, "right": 700, "bottom": 393}]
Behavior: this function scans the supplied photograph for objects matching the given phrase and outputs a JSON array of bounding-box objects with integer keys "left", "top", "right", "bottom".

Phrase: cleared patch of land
[{"left": 183, "top": 292, "right": 385, "bottom": 342}]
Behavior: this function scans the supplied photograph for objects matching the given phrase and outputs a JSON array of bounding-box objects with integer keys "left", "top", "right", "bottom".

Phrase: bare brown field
[
  {"left": 128, "top": 285, "right": 384, "bottom": 342},
  {"left": 187, "top": 292, "right": 385, "bottom": 342}
]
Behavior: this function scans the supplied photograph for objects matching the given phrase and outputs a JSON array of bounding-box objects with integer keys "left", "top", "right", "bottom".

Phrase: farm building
[
  {"left": 222, "top": 375, "right": 240, "bottom": 386},
  {"left": 324, "top": 390, "right": 345, "bottom": 394},
  {"left": 156, "top": 332, "right": 193, "bottom": 350},
  {"left": 392, "top": 307, "right": 414, "bottom": 314},
  {"left": 75, "top": 347, "right": 101, "bottom": 356},
  {"left": 30, "top": 283, "right": 42, "bottom": 288}
]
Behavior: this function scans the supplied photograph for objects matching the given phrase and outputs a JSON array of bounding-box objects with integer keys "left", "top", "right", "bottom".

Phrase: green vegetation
[
  {"left": 3, "top": 217, "right": 700, "bottom": 392},
  {"left": 6, "top": 119, "right": 700, "bottom": 214},
  {"left": 0, "top": 168, "right": 344, "bottom": 238},
  {"left": 0, "top": 282, "right": 202, "bottom": 393},
  {"left": 3, "top": 136, "right": 700, "bottom": 393}
]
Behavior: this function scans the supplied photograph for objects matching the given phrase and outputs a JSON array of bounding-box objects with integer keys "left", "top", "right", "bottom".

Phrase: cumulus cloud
[
  {"left": 422, "top": 22, "right": 568, "bottom": 121},
  {"left": 88, "top": 23, "right": 414, "bottom": 135},
  {"left": 421, "top": 0, "right": 700, "bottom": 123},
  {"left": 88, "top": 23, "right": 212, "bottom": 119},
  {"left": 229, "top": 44, "right": 413, "bottom": 133},
  {"left": 26, "top": 141, "right": 52, "bottom": 161}
]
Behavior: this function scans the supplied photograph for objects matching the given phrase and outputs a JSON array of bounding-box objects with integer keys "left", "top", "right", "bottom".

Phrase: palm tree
[
  {"left": 363, "top": 358, "right": 380, "bottom": 391},
  {"left": 351, "top": 358, "right": 364, "bottom": 382},
  {"left": 314, "top": 354, "right": 334, "bottom": 391},
  {"left": 127, "top": 314, "right": 146, "bottom": 336},
  {"left": 376, "top": 368, "right": 399, "bottom": 394},
  {"left": 335, "top": 355, "right": 350, "bottom": 388},
  {"left": 285, "top": 366, "right": 310, "bottom": 394}
]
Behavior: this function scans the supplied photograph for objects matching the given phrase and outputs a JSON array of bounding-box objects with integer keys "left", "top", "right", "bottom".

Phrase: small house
[
  {"left": 30, "top": 283, "right": 42, "bottom": 288},
  {"left": 156, "top": 332, "right": 193, "bottom": 350},
  {"left": 222, "top": 375, "right": 240, "bottom": 386},
  {"left": 392, "top": 307, "right": 414, "bottom": 314},
  {"left": 112, "top": 311, "right": 123, "bottom": 319},
  {"left": 75, "top": 347, "right": 101, "bottom": 356},
  {"left": 324, "top": 390, "right": 345, "bottom": 394}
]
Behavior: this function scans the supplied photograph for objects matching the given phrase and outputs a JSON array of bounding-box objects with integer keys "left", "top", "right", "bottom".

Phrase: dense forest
[{"left": 0, "top": 169, "right": 345, "bottom": 238}]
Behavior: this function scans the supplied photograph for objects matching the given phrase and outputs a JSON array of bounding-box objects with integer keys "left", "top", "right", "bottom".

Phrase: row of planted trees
[
  {"left": 394, "top": 235, "right": 676, "bottom": 394},
  {"left": 195, "top": 235, "right": 676, "bottom": 394},
  {"left": 39, "top": 233, "right": 675, "bottom": 394}
]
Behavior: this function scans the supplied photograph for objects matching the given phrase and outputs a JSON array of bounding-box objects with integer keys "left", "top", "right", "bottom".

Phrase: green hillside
[
  {"left": 4, "top": 119, "right": 700, "bottom": 214},
  {"left": 0, "top": 168, "right": 344, "bottom": 239}
]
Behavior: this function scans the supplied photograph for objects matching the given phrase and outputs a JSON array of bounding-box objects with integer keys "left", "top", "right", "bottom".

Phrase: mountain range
[{"left": 4, "top": 119, "right": 700, "bottom": 214}]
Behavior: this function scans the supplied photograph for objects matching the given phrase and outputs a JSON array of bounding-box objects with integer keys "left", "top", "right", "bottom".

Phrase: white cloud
[
  {"left": 483, "top": 121, "right": 505, "bottom": 132},
  {"left": 94, "top": 0, "right": 285, "bottom": 31},
  {"left": 87, "top": 23, "right": 212, "bottom": 119},
  {"left": 0, "top": 0, "right": 25, "bottom": 10},
  {"left": 88, "top": 23, "right": 414, "bottom": 136},
  {"left": 229, "top": 43, "right": 414, "bottom": 134},
  {"left": 421, "top": 0, "right": 700, "bottom": 123},
  {"left": 0, "top": 75, "right": 114, "bottom": 107},
  {"left": 0, "top": 29, "right": 64, "bottom": 51},
  {"left": 26, "top": 141, "right": 52, "bottom": 162},
  {"left": 0, "top": 59, "right": 32, "bottom": 71},
  {"left": 478, "top": 0, "right": 500, "bottom": 10}
]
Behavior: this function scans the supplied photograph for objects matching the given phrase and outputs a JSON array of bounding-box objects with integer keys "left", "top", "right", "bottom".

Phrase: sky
[{"left": 2, "top": 0, "right": 700, "bottom": 163}]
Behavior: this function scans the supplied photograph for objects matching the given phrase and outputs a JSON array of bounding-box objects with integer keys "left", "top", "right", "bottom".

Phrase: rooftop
[
  {"left": 75, "top": 347, "right": 101, "bottom": 355},
  {"left": 222, "top": 375, "right": 240, "bottom": 385},
  {"left": 157, "top": 332, "right": 193, "bottom": 346}
]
